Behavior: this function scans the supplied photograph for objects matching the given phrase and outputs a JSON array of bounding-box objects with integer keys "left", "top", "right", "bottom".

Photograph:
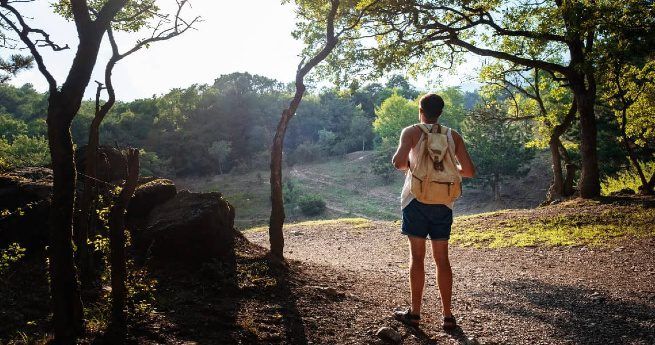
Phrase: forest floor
[{"left": 3, "top": 198, "right": 654, "bottom": 344}]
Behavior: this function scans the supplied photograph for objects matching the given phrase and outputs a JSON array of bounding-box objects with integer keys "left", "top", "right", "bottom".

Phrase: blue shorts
[{"left": 401, "top": 199, "right": 453, "bottom": 240}]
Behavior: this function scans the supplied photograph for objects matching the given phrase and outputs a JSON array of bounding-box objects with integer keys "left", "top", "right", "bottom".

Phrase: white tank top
[{"left": 400, "top": 124, "right": 457, "bottom": 210}]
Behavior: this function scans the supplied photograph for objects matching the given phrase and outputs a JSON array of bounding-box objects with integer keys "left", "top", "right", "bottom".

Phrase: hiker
[{"left": 391, "top": 93, "right": 475, "bottom": 330}]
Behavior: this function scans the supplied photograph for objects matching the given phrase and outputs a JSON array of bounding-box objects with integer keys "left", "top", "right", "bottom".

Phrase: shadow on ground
[{"left": 477, "top": 278, "right": 655, "bottom": 344}]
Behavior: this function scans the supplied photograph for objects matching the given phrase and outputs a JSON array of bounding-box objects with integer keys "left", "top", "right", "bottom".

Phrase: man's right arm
[{"left": 392, "top": 126, "right": 414, "bottom": 171}]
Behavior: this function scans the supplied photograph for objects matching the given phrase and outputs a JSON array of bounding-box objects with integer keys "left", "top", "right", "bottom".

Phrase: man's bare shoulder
[{"left": 401, "top": 124, "right": 420, "bottom": 136}]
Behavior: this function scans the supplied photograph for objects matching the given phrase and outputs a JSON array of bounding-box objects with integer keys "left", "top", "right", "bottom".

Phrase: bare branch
[{"left": 0, "top": 0, "right": 58, "bottom": 91}]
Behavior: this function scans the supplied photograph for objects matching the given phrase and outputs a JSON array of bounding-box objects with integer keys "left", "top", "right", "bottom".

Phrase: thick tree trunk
[
  {"left": 109, "top": 149, "right": 139, "bottom": 325},
  {"left": 572, "top": 83, "right": 600, "bottom": 198},
  {"left": 46, "top": 96, "right": 84, "bottom": 343},
  {"left": 47, "top": 29, "right": 107, "bottom": 343}
]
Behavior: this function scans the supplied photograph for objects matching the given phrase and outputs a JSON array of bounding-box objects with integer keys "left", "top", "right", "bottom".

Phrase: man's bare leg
[
  {"left": 408, "top": 236, "right": 427, "bottom": 315},
  {"left": 431, "top": 240, "right": 453, "bottom": 317}
]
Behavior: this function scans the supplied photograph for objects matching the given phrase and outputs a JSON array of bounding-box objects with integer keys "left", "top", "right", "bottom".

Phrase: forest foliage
[{"left": 1, "top": 69, "right": 651, "bottom": 195}]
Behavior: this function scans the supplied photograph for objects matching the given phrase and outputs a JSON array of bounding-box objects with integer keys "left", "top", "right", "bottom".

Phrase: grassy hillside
[{"left": 177, "top": 150, "right": 552, "bottom": 229}]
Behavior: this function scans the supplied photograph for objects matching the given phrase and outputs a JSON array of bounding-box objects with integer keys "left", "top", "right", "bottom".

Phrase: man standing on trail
[{"left": 391, "top": 93, "right": 475, "bottom": 330}]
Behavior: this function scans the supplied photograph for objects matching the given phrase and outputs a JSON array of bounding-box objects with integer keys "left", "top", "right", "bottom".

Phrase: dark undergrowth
[{"left": 0, "top": 232, "right": 343, "bottom": 344}]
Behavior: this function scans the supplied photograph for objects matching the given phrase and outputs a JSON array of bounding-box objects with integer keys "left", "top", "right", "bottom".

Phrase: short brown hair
[{"left": 419, "top": 93, "right": 445, "bottom": 120}]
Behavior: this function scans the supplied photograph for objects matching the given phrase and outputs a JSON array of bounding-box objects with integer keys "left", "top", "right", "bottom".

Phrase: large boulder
[
  {"left": 127, "top": 178, "right": 177, "bottom": 221},
  {"left": 137, "top": 190, "right": 235, "bottom": 263},
  {"left": 0, "top": 168, "right": 52, "bottom": 252}
]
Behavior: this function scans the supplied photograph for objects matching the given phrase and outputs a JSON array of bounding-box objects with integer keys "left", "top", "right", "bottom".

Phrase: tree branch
[{"left": 0, "top": 0, "right": 58, "bottom": 91}]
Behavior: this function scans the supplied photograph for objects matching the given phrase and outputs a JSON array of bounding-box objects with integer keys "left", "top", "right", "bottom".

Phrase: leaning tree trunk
[
  {"left": 109, "top": 149, "right": 139, "bottom": 325},
  {"left": 270, "top": 88, "right": 306, "bottom": 259},
  {"left": 269, "top": 0, "right": 340, "bottom": 259},
  {"left": 75, "top": 98, "right": 105, "bottom": 290},
  {"left": 546, "top": 100, "right": 577, "bottom": 201},
  {"left": 547, "top": 137, "right": 565, "bottom": 201},
  {"left": 47, "top": 96, "right": 85, "bottom": 342}
]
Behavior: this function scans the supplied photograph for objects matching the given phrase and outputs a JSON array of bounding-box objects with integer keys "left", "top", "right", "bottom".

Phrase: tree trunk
[
  {"left": 573, "top": 83, "right": 601, "bottom": 198},
  {"left": 547, "top": 136, "right": 565, "bottom": 201},
  {"left": 47, "top": 29, "right": 107, "bottom": 343},
  {"left": 556, "top": 141, "right": 575, "bottom": 197},
  {"left": 545, "top": 99, "right": 577, "bottom": 201},
  {"left": 75, "top": 114, "right": 103, "bottom": 290},
  {"left": 109, "top": 149, "right": 139, "bottom": 325},
  {"left": 492, "top": 173, "right": 501, "bottom": 201},
  {"left": 270, "top": 95, "right": 305, "bottom": 259},
  {"left": 46, "top": 96, "right": 84, "bottom": 343}
]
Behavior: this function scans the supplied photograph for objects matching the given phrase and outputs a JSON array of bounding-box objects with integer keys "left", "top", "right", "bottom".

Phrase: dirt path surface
[{"left": 244, "top": 222, "right": 655, "bottom": 345}]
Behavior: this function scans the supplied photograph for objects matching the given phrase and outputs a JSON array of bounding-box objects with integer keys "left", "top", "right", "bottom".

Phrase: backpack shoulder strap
[{"left": 415, "top": 124, "right": 430, "bottom": 134}]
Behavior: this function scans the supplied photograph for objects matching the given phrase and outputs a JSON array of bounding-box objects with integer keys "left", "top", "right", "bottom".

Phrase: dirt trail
[{"left": 244, "top": 222, "right": 655, "bottom": 344}]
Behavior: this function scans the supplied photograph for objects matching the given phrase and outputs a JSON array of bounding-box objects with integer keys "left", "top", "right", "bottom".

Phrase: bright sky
[{"left": 5, "top": 1, "right": 480, "bottom": 101}]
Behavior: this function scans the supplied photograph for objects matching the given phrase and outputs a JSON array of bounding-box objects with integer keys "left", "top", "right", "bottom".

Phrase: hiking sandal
[
  {"left": 394, "top": 308, "right": 420, "bottom": 327},
  {"left": 442, "top": 315, "right": 457, "bottom": 330}
]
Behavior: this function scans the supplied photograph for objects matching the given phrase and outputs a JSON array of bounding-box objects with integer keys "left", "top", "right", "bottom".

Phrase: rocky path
[{"left": 244, "top": 221, "right": 655, "bottom": 344}]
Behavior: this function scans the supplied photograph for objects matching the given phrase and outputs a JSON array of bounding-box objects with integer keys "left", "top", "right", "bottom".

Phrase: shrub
[
  {"left": 372, "top": 142, "right": 397, "bottom": 183},
  {"left": 290, "top": 142, "right": 323, "bottom": 164},
  {"left": 601, "top": 161, "right": 655, "bottom": 195},
  {"left": 283, "top": 179, "right": 301, "bottom": 204},
  {"left": 298, "top": 194, "right": 326, "bottom": 216}
]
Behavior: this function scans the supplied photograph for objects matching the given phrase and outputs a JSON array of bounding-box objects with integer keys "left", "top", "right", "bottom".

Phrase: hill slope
[{"left": 177, "top": 150, "right": 552, "bottom": 228}]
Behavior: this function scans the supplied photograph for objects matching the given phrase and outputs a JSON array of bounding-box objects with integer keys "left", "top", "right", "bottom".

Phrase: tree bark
[
  {"left": 47, "top": 98, "right": 84, "bottom": 343},
  {"left": 109, "top": 149, "right": 139, "bottom": 325},
  {"left": 547, "top": 99, "right": 577, "bottom": 200},
  {"left": 571, "top": 79, "right": 600, "bottom": 198},
  {"left": 556, "top": 140, "right": 577, "bottom": 197},
  {"left": 491, "top": 173, "right": 501, "bottom": 201},
  {"left": 547, "top": 136, "right": 565, "bottom": 201}
]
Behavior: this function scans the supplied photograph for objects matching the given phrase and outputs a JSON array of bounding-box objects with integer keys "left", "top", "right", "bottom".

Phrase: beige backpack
[{"left": 410, "top": 124, "right": 462, "bottom": 204}]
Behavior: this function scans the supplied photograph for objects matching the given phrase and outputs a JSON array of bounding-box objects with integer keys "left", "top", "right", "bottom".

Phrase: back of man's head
[{"left": 419, "top": 93, "right": 445, "bottom": 120}]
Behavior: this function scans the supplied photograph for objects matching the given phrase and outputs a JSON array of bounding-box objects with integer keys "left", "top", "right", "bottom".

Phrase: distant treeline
[
  {"left": 0, "top": 72, "right": 650, "bottom": 195},
  {"left": 0, "top": 72, "right": 476, "bottom": 176}
]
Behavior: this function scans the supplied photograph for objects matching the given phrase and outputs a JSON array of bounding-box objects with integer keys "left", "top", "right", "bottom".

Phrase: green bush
[
  {"left": 0, "top": 135, "right": 50, "bottom": 169},
  {"left": 298, "top": 194, "right": 326, "bottom": 216},
  {"left": 139, "top": 149, "right": 173, "bottom": 177},
  {"left": 372, "top": 142, "right": 397, "bottom": 183},
  {"left": 0, "top": 243, "right": 26, "bottom": 276},
  {"left": 283, "top": 179, "right": 301, "bottom": 204},
  {"left": 290, "top": 142, "right": 323, "bottom": 164},
  {"left": 601, "top": 161, "right": 655, "bottom": 195}
]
